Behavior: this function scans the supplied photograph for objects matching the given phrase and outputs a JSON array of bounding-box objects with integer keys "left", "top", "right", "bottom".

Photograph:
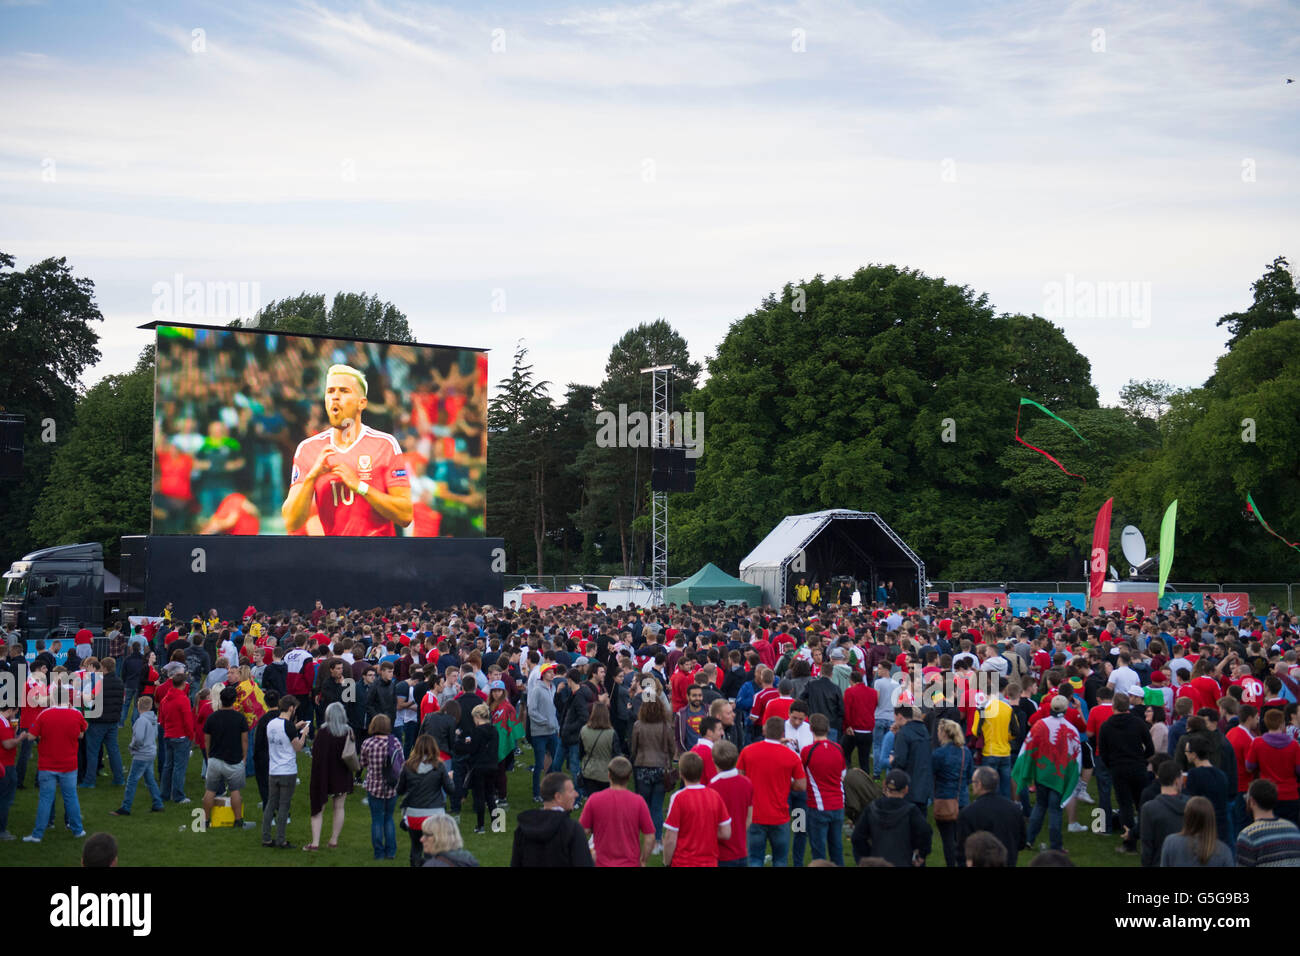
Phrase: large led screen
[{"left": 152, "top": 324, "right": 486, "bottom": 537}]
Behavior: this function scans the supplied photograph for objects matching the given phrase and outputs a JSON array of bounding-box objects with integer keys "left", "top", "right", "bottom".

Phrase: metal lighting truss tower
[{"left": 641, "top": 364, "right": 676, "bottom": 606}]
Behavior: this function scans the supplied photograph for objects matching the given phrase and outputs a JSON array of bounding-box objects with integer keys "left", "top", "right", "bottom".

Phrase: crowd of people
[{"left": 3, "top": 592, "right": 1300, "bottom": 867}]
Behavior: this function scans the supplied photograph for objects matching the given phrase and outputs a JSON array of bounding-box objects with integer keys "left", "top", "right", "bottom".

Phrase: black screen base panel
[{"left": 138, "top": 535, "right": 505, "bottom": 619}]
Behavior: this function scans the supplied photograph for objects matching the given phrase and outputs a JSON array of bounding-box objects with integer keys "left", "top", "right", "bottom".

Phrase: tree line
[{"left": 0, "top": 252, "right": 1295, "bottom": 584}]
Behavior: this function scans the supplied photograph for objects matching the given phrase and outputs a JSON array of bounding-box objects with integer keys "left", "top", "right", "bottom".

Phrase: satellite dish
[
  {"left": 1121, "top": 525, "right": 1147, "bottom": 568},
  {"left": 1108, "top": 565, "right": 1120, "bottom": 581}
]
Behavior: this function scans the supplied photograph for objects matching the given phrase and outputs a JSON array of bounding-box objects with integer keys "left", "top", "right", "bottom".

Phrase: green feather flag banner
[
  {"left": 1246, "top": 493, "right": 1300, "bottom": 552},
  {"left": 1015, "top": 398, "right": 1090, "bottom": 481},
  {"left": 1157, "top": 499, "right": 1177, "bottom": 596}
]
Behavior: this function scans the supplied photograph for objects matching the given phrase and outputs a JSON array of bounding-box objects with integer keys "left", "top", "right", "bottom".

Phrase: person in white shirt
[
  {"left": 263, "top": 695, "right": 307, "bottom": 848},
  {"left": 1107, "top": 651, "right": 1142, "bottom": 699},
  {"left": 783, "top": 703, "right": 815, "bottom": 754},
  {"left": 1168, "top": 652, "right": 1192, "bottom": 686},
  {"left": 952, "top": 650, "right": 978, "bottom": 671},
  {"left": 220, "top": 637, "right": 240, "bottom": 671}
]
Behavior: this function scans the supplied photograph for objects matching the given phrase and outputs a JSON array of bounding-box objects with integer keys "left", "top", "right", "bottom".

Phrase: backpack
[
  {"left": 382, "top": 735, "right": 402, "bottom": 789},
  {"left": 185, "top": 646, "right": 205, "bottom": 684},
  {"left": 843, "top": 767, "right": 882, "bottom": 825},
  {"left": 775, "top": 649, "right": 796, "bottom": 678},
  {"left": 1001, "top": 651, "right": 1027, "bottom": 683}
]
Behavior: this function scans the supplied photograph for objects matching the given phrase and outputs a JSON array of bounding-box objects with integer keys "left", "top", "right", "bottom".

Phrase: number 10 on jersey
[{"left": 331, "top": 481, "right": 355, "bottom": 506}]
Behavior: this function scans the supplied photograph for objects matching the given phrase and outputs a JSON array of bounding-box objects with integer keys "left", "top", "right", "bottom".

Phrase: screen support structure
[{"left": 642, "top": 364, "right": 676, "bottom": 607}]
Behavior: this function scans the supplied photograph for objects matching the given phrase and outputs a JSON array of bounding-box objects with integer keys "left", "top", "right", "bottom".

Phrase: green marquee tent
[{"left": 663, "top": 563, "right": 762, "bottom": 606}]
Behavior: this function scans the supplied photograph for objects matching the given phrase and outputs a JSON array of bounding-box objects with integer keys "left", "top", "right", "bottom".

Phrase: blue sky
[{"left": 2, "top": 0, "right": 1297, "bottom": 404}]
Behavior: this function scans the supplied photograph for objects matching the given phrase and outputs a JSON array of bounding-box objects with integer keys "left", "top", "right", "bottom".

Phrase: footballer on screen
[{"left": 281, "top": 364, "right": 413, "bottom": 536}]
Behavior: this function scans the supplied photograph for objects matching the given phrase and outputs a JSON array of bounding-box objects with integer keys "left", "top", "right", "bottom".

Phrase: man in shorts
[{"left": 203, "top": 686, "right": 253, "bottom": 829}]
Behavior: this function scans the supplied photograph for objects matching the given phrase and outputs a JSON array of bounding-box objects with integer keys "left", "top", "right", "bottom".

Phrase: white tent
[{"left": 739, "top": 509, "right": 926, "bottom": 608}]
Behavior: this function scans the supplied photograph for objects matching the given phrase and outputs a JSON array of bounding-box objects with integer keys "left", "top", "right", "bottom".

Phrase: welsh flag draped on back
[
  {"left": 497, "top": 713, "right": 527, "bottom": 762},
  {"left": 1011, "top": 714, "right": 1081, "bottom": 797}
]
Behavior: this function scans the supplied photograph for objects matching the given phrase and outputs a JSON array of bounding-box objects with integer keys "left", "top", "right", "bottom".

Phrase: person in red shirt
[
  {"left": 1188, "top": 661, "right": 1227, "bottom": 713},
  {"left": 708, "top": 740, "right": 754, "bottom": 867},
  {"left": 764, "top": 684, "right": 796, "bottom": 726},
  {"left": 579, "top": 756, "right": 655, "bottom": 866},
  {"left": 200, "top": 492, "right": 261, "bottom": 535},
  {"left": 670, "top": 658, "right": 696, "bottom": 714},
  {"left": 801, "top": 714, "right": 847, "bottom": 865},
  {"left": 194, "top": 686, "right": 218, "bottom": 771},
  {"left": 737, "top": 717, "right": 807, "bottom": 867},
  {"left": 662, "top": 751, "right": 731, "bottom": 867},
  {"left": 1227, "top": 705, "right": 1260, "bottom": 796},
  {"left": 407, "top": 498, "right": 443, "bottom": 537},
  {"left": 1246, "top": 709, "right": 1300, "bottom": 824},
  {"left": 155, "top": 443, "right": 196, "bottom": 532},
  {"left": 1230, "top": 667, "right": 1266, "bottom": 706},
  {"left": 282, "top": 364, "right": 412, "bottom": 536},
  {"left": 19, "top": 662, "right": 49, "bottom": 747},
  {"left": 749, "top": 668, "right": 778, "bottom": 736},
  {"left": 842, "top": 670, "right": 878, "bottom": 772},
  {"left": 690, "top": 717, "right": 724, "bottom": 783},
  {"left": 0, "top": 703, "right": 20, "bottom": 838},
  {"left": 1029, "top": 684, "right": 1087, "bottom": 736},
  {"left": 22, "top": 682, "right": 88, "bottom": 841},
  {"left": 159, "top": 674, "right": 196, "bottom": 803},
  {"left": 1085, "top": 686, "right": 1116, "bottom": 742},
  {"left": 751, "top": 632, "right": 776, "bottom": 671},
  {"left": 419, "top": 673, "right": 445, "bottom": 724}
]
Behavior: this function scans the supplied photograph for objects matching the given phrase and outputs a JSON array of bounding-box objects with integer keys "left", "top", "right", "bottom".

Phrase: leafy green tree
[
  {"left": 1216, "top": 256, "right": 1299, "bottom": 350},
  {"left": 0, "top": 253, "right": 103, "bottom": 562},
  {"left": 1108, "top": 320, "right": 1300, "bottom": 581},
  {"left": 575, "top": 321, "right": 699, "bottom": 575},
  {"left": 1119, "top": 379, "right": 1173, "bottom": 421},
  {"left": 487, "top": 345, "right": 557, "bottom": 574},
  {"left": 324, "top": 292, "right": 413, "bottom": 342},
  {"left": 29, "top": 346, "right": 154, "bottom": 568},
  {"left": 550, "top": 384, "right": 596, "bottom": 574},
  {"left": 671, "top": 266, "right": 1098, "bottom": 580},
  {"left": 233, "top": 292, "right": 413, "bottom": 342}
]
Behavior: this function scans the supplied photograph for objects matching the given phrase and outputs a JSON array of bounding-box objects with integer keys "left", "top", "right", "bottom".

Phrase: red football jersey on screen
[
  {"left": 291, "top": 426, "right": 410, "bottom": 536},
  {"left": 213, "top": 493, "right": 260, "bottom": 535},
  {"left": 157, "top": 450, "right": 193, "bottom": 499}
]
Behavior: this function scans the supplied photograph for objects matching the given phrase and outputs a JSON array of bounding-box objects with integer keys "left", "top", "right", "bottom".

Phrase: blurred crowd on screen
[{"left": 151, "top": 327, "right": 487, "bottom": 537}]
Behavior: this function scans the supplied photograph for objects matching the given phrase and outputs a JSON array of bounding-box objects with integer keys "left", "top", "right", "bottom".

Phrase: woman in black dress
[{"left": 307, "top": 702, "right": 355, "bottom": 850}]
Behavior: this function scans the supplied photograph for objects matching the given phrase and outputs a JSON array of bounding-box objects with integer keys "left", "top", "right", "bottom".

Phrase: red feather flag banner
[
  {"left": 1089, "top": 497, "right": 1114, "bottom": 600},
  {"left": 1015, "top": 398, "right": 1089, "bottom": 481},
  {"left": 1247, "top": 493, "right": 1300, "bottom": 553}
]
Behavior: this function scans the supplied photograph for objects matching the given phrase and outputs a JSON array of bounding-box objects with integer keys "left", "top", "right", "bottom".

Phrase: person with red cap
[{"left": 1147, "top": 669, "right": 1173, "bottom": 712}]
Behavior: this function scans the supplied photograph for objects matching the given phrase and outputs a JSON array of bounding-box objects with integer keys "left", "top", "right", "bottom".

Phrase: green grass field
[{"left": 3, "top": 723, "right": 1141, "bottom": 867}]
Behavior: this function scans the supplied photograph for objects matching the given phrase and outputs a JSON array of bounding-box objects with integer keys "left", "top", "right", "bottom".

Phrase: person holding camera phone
[{"left": 263, "top": 695, "right": 308, "bottom": 848}]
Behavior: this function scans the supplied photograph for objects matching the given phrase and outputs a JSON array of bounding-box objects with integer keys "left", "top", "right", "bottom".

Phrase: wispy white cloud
[{"left": 0, "top": 0, "right": 1296, "bottom": 400}]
